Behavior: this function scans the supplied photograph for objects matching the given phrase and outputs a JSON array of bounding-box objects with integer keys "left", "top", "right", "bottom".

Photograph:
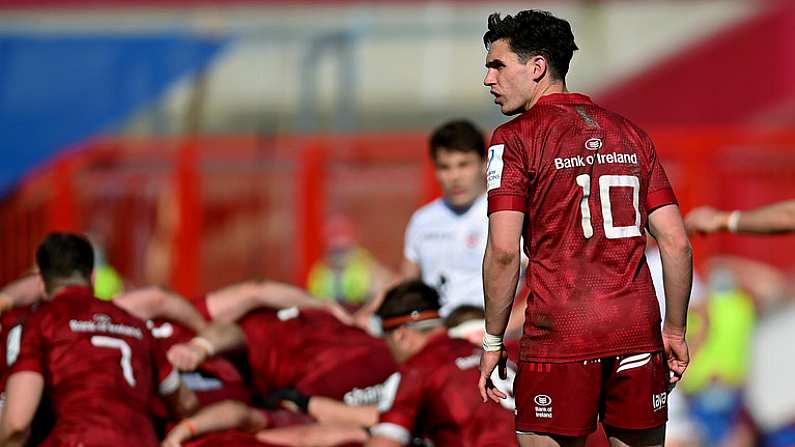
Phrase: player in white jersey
[
  {"left": 354, "top": 120, "right": 490, "bottom": 325},
  {"left": 401, "top": 120, "right": 489, "bottom": 316},
  {"left": 403, "top": 192, "right": 488, "bottom": 315}
]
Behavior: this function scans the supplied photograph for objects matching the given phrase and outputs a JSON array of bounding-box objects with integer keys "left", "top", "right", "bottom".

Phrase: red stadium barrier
[{"left": 1, "top": 128, "right": 793, "bottom": 294}]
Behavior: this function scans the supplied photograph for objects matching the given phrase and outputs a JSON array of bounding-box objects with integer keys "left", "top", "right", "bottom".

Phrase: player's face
[
  {"left": 433, "top": 149, "right": 486, "bottom": 208},
  {"left": 384, "top": 329, "right": 411, "bottom": 363},
  {"left": 483, "top": 39, "right": 535, "bottom": 115}
]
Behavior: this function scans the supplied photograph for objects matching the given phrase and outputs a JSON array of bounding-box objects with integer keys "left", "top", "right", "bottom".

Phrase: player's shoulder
[
  {"left": 408, "top": 198, "right": 448, "bottom": 227},
  {"left": 590, "top": 102, "right": 652, "bottom": 143},
  {"left": 490, "top": 114, "right": 528, "bottom": 142}
]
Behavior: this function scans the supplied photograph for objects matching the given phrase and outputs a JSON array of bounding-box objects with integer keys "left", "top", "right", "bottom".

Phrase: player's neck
[
  {"left": 409, "top": 326, "right": 447, "bottom": 358},
  {"left": 46, "top": 277, "right": 91, "bottom": 300},
  {"left": 442, "top": 191, "right": 484, "bottom": 215},
  {"left": 524, "top": 81, "right": 568, "bottom": 111}
]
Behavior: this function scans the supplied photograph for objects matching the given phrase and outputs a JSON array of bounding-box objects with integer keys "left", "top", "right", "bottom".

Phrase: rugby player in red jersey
[
  {"left": 477, "top": 10, "right": 693, "bottom": 447},
  {"left": 167, "top": 306, "right": 396, "bottom": 404},
  {"left": 0, "top": 233, "right": 198, "bottom": 447},
  {"left": 363, "top": 280, "right": 517, "bottom": 447}
]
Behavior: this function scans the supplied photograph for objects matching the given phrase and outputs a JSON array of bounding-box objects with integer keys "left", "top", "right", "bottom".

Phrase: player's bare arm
[
  {"left": 479, "top": 210, "right": 523, "bottom": 403},
  {"left": 115, "top": 286, "right": 208, "bottom": 333},
  {"left": 166, "top": 321, "right": 246, "bottom": 371},
  {"left": 0, "top": 273, "right": 45, "bottom": 314},
  {"left": 205, "top": 280, "right": 353, "bottom": 326},
  {"left": 365, "top": 434, "right": 404, "bottom": 447},
  {"left": 306, "top": 396, "right": 379, "bottom": 427},
  {"left": 162, "top": 381, "right": 200, "bottom": 420},
  {"left": 0, "top": 371, "right": 44, "bottom": 446},
  {"left": 162, "top": 399, "right": 268, "bottom": 447},
  {"left": 258, "top": 423, "right": 369, "bottom": 447},
  {"left": 648, "top": 204, "right": 693, "bottom": 383},
  {"left": 685, "top": 199, "right": 795, "bottom": 235}
]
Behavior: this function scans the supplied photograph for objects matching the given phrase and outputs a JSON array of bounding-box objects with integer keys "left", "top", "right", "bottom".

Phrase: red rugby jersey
[
  {"left": 487, "top": 92, "right": 677, "bottom": 362},
  {"left": 239, "top": 308, "right": 397, "bottom": 403},
  {"left": 148, "top": 318, "right": 251, "bottom": 407},
  {"left": 376, "top": 333, "right": 517, "bottom": 447},
  {"left": 11, "top": 286, "right": 179, "bottom": 447}
]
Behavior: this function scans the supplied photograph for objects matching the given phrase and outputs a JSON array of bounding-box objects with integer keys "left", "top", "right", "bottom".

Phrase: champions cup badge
[{"left": 584, "top": 138, "right": 602, "bottom": 151}]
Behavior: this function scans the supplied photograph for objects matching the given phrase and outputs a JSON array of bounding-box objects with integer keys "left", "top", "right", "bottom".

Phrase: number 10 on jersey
[{"left": 576, "top": 174, "right": 641, "bottom": 239}]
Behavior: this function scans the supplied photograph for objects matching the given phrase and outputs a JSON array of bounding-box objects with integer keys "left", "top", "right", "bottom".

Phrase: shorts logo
[
  {"left": 534, "top": 394, "right": 552, "bottom": 419},
  {"left": 652, "top": 392, "right": 667, "bottom": 412},
  {"left": 585, "top": 138, "right": 602, "bottom": 151}
]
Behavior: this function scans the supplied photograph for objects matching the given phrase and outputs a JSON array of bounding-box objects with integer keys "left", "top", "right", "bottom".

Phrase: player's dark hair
[
  {"left": 483, "top": 10, "right": 578, "bottom": 82},
  {"left": 429, "top": 120, "right": 486, "bottom": 161},
  {"left": 377, "top": 280, "right": 440, "bottom": 322},
  {"left": 445, "top": 305, "right": 485, "bottom": 329},
  {"left": 36, "top": 232, "right": 94, "bottom": 287}
]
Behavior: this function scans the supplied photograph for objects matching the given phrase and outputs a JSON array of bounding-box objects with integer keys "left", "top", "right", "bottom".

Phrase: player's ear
[{"left": 528, "top": 55, "right": 547, "bottom": 83}]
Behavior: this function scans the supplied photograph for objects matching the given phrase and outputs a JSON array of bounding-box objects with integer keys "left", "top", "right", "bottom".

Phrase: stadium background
[{"left": 0, "top": 0, "right": 794, "bottom": 444}]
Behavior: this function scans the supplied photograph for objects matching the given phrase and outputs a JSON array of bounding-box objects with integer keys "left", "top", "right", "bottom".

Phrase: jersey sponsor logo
[
  {"left": 69, "top": 317, "right": 144, "bottom": 339},
  {"left": 486, "top": 144, "right": 505, "bottom": 191},
  {"left": 534, "top": 394, "right": 553, "bottom": 419},
  {"left": 584, "top": 138, "right": 602, "bottom": 151},
  {"left": 465, "top": 232, "right": 480, "bottom": 249},
  {"left": 554, "top": 152, "right": 638, "bottom": 170},
  {"left": 652, "top": 392, "right": 667, "bottom": 412},
  {"left": 534, "top": 394, "right": 551, "bottom": 406},
  {"left": 93, "top": 313, "right": 112, "bottom": 324},
  {"left": 343, "top": 382, "right": 387, "bottom": 407}
]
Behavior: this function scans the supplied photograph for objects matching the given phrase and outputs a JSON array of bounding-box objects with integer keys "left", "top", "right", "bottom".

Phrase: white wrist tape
[
  {"left": 190, "top": 336, "right": 215, "bottom": 357},
  {"left": 482, "top": 332, "right": 504, "bottom": 352},
  {"left": 727, "top": 210, "right": 741, "bottom": 233}
]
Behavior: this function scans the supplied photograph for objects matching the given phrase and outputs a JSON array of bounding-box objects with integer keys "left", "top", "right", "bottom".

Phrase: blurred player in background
[
  {"left": 367, "top": 280, "right": 517, "bottom": 447},
  {"left": 687, "top": 198, "right": 795, "bottom": 447},
  {"left": 685, "top": 199, "right": 795, "bottom": 235},
  {"left": 307, "top": 214, "right": 396, "bottom": 306},
  {"left": 356, "top": 119, "right": 491, "bottom": 323},
  {"left": 0, "top": 232, "right": 197, "bottom": 447},
  {"left": 477, "top": 10, "right": 692, "bottom": 447}
]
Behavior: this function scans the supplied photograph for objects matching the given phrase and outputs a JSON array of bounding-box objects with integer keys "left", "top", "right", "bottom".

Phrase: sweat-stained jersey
[
  {"left": 373, "top": 333, "right": 517, "bottom": 447},
  {"left": 238, "top": 308, "right": 397, "bottom": 404},
  {"left": 486, "top": 93, "right": 678, "bottom": 362},
  {"left": 10, "top": 286, "right": 179, "bottom": 447}
]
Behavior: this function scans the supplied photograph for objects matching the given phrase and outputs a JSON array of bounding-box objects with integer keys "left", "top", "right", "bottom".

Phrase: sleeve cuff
[
  {"left": 646, "top": 188, "right": 678, "bottom": 213},
  {"left": 10, "top": 359, "right": 44, "bottom": 376},
  {"left": 159, "top": 367, "right": 181, "bottom": 395},
  {"left": 487, "top": 194, "right": 527, "bottom": 215},
  {"left": 370, "top": 422, "right": 411, "bottom": 445}
]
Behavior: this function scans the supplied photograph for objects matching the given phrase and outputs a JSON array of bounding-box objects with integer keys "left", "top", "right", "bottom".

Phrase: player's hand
[
  {"left": 161, "top": 420, "right": 192, "bottom": 447},
  {"left": 662, "top": 329, "right": 689, "bottom": 384},
  {"left": 167, "top": 343, "right": 206, "bottom": 371},
  {"left": 685, "top": 207, "right": 727, "bottom": 235},
  {"left": 478, "top": 348, "right": 508, "bottom": 403}
]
